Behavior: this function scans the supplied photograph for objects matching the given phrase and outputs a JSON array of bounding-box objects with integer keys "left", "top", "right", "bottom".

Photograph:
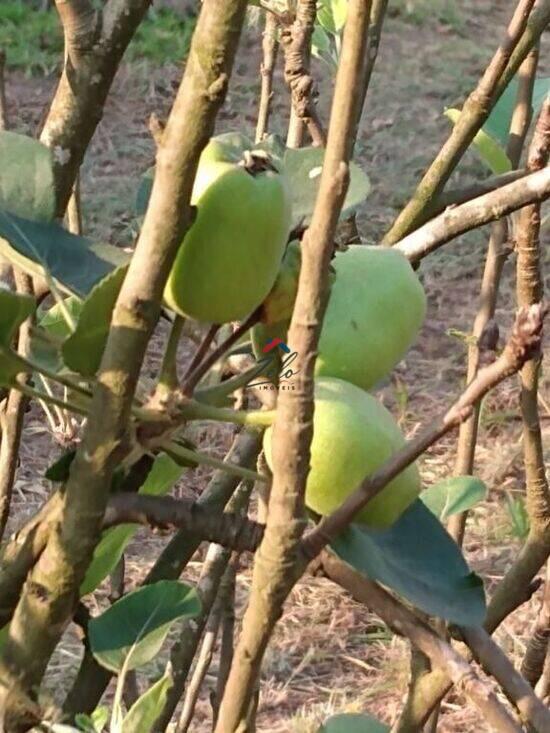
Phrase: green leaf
[
  {"left": 45, "top": 450, "right": 76, "bottom": 482},
  {"left": 331, "top": 500, "right": 486, "bottom": 625},
  {"left": 283, "top": 147, "right": 370, "bottom": 229},
  {"left": 421, "top": 476, "right": 487, "bottom": 521},
  {"left": 29, "top": 297, "right": 84, "bottom": 374},
  {"left": 485, "top": 77, "right": 550, "bottom": 147},
  {"left": 121, "top": 667, "right": 173, "bottom": 733},
  {"left": 0, "top": 289, "right": 35, "bottom": 386},
  {"left": 63, "top": 266, "right": 127, "bottom": 377},
  {"left": 318, "top": 713, "right": 389, "bottom": 733},
  {"left": 75, "top": 707, "right": 109, "bottom": 733},
  {"left": 0, "top": 209, "right": 128, "bottom": 298},
  {"left": 80, "top": 454, "right": 184, "bottom": 596},
  {"left": 88, "top": 580, "right": 201, "bottom": 672},
  {"left": 0, "top": 131, "right": 55, "bottom": 222},
  {"left": 0, "top": 289, "right": 35, "bottom": 346},
  {"left": 317, "top": 0, "right": 348, "bottom": 33},
  {"left": 445, "top": 108, "right": 512, "bottom": 174}
]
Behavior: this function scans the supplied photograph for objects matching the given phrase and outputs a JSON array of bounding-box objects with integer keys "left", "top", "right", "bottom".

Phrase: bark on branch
[
  {"left": 394, "top": 166, "right": 550, "bottom": 264},
  {"left": 42, "top": 0, "right": 152, "bottom": 215}
]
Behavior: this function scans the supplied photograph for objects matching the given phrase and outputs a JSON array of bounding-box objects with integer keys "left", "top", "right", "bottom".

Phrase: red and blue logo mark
[{"left": 262, "top": 338, "right": 291, "bottom": 354}]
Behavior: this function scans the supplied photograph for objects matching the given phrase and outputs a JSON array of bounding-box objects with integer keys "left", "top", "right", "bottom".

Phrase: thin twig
[
  {"left": 214, "top": 4, "right": 371, "bottom": 730},
  {"left": 322, "top": 554, "right": 524, "bottom": 733},
  {"left": 448, "top": 46, "right": 538, "bottom": 546},
  {"left": 302, "top": 304, "right": 546, "bottom": 558},
  {"left": 394, "top": 166, "right": 550, "bottom": 264},
  {"left": 459, "top": 625, "right": 550, "bottom": 731},
  {"left": 256, "top": 11, "right": 279, "bottom": 143},
  {"left": 383, "top": 0, "right": 538, "bottom": 244},
  {"left": 0, "top": 271, "right": 33, "bottom": 540},
  {"left": 155, "top": 483, "right": 253, "bottom": 731},
  {"left": 181, "top": 310, "right": 260, "bottom": 396},
  {"left": 180, "top": 323, "right": 219, "bottom": 385}
]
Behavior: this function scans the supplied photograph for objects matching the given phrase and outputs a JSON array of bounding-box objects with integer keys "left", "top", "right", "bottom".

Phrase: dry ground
[{"left": 2, "top": 1, "right": 550, "bottom": 731}]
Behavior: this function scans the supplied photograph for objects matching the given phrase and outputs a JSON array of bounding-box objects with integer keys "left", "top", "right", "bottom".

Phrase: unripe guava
[
  {"left": 315, "top": 246, "right": 426, "bottom": 390},
  {"left": 164, "top": 137, "right": 291, "bottom": 324},
  {"left": 263, "top": 377, "right": 421, "bottom": 528}
]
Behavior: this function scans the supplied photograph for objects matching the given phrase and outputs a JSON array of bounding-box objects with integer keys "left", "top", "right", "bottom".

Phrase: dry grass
[{"left": 2, "top": 0, "right": 550, "bottom": 731}]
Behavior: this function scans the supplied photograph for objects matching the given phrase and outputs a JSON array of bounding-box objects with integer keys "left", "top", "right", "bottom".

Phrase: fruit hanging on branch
[
  {"left": 264, "top": 377, "right": 421, "bottom": 529},
  {"left": 164, "top": 136, "right": 291, "bottom": 324},
  {"left": 315, "top": 245, "right": 427, "bottom": 390}
]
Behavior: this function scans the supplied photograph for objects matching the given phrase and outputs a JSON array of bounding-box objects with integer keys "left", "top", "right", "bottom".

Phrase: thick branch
[
  {"left": 256, "top": 11, "right": 279, "bottom": 143},
  {"left": 322, "top": 554, "right": 523, "bottom": 733},
  {"left": 383, "top": 0, "right": 540, "bottom": 244},
  {"left": 460, "top": 625, "right": 550, "bottom": 731},
  {"left": 213, "top": 4, "right": 371, "bottom": 730},
  {"left": 0, "top": 3, "right": 248, "bottom": 728},
  {"left": 41, "top": 0, "right": 151, "bottom": 215},
  {"left": 521, "top": 565, "right": 550, "bottom": 688},
  {"left": 281, "top": 0, "right": 325, "bottom": 147},
  {"left": 394, "top": 166, "right": 550, "bottom": 264},
  {"left": 103, "top": 493, "right": 264, "bottom": 553},
  {"left": 302, "top": 304, "right": 546, "bottom": 557}
]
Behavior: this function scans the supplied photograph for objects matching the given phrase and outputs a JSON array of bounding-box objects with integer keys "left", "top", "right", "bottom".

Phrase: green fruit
[
  {"left": 263, "top": 377, "right": 421, "bottom": 528},
  {"left": 316, "top": 245, "right": 426, "bottom": 389},
  {"left": 164, "top": 136, "right": 291, "bottom": 324},
  {"left": 260, "top": 240, "right": 301, "bottom": 325}
]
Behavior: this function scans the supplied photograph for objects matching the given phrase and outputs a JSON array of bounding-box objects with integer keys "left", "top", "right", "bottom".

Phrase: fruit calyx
[{"left": 239, "top": 150, "right": 279, "bottom": 176}]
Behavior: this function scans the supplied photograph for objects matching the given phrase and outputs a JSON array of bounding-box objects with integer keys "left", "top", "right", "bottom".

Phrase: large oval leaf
[
  {"left": 283, "top": 147, "right": 370, "bottom": 229},
  {"left": 0, "top": 289, "right": 36, "bottom": 385},
  {"left": 0, "top": 209, "right": 128, "bottom": 297},
  {"left": 80, "top": 453, "right": 184, "bottom": 596},
  {"left": 121, "top": 667, "right": 173, "bottom": 733},
  {"left": 318, "top": 713, "right": 389, "bottom": 733},
  {"left": 445, "top": 108, "right": 512, "bottom": 174},
  {"left": 331, "top": 500, "right": 486, "bottom": 625},
  {"left": 63, "top": 266, "right": 127, "bottom": 377},
  {"left": 0, "top": 131, "right": 55, "bottom": 222},
  {"left": 88, "top": 580, "right": 201, "bottom": 673},
  {"left": 421, "top": 475, "right": 487, "bottom": 521},
  {"left": 485, "top": 77, "right": 550, "bottom": 147}
]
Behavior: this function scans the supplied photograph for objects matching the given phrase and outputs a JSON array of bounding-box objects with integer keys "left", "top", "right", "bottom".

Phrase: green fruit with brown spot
[{"left": 263, "top": 377, "right": 421, "bottom": 528}]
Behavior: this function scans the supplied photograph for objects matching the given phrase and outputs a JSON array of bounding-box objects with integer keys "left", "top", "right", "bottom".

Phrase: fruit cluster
[{"left": 167, "top": 135, "right": 427, "bottom": 529}]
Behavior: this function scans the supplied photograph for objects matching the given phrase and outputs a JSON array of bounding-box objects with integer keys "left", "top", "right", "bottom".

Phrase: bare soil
[{"left": 2, "top": 1, "right": 549, "bottom": 731}]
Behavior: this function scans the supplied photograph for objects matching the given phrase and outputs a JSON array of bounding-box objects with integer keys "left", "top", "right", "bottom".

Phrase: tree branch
[
  {"left": 213, "top": 4, "right": 371, "bottom": 729},
  {"left": 521, "top": 564, "right": 550, "bottom": 688},
  {"left": 459, "top": 625, "right": 550, "bottom": 731},
  {"left": 383, "top": 0, "right": 541, "bottom": 244},
  {"left": 447, "top": 45, "right": 538, "bottom": 545},
  {"left": 302, "top": 304, "right": 546, "bottom": 558},
  {"left": 0, "top": 2, "right": 249, "bottom": 728},
  {"left": 256, "top": 11, "right": 279, "bottom": 143},
  {"left": 281, "top": 0, "right": 325, "bottom": 148},
  {"left": 321, "top": 554, "right": 524, "bottom": 733},
  {"left": 394, "top": 166, "right": 550, "bottom": 264},
  {"left": 103, "top": 493, "right": 264, "bottom": 554},
  {"left": 41, "top": 0, "right": 152, "bottom": 215}
]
